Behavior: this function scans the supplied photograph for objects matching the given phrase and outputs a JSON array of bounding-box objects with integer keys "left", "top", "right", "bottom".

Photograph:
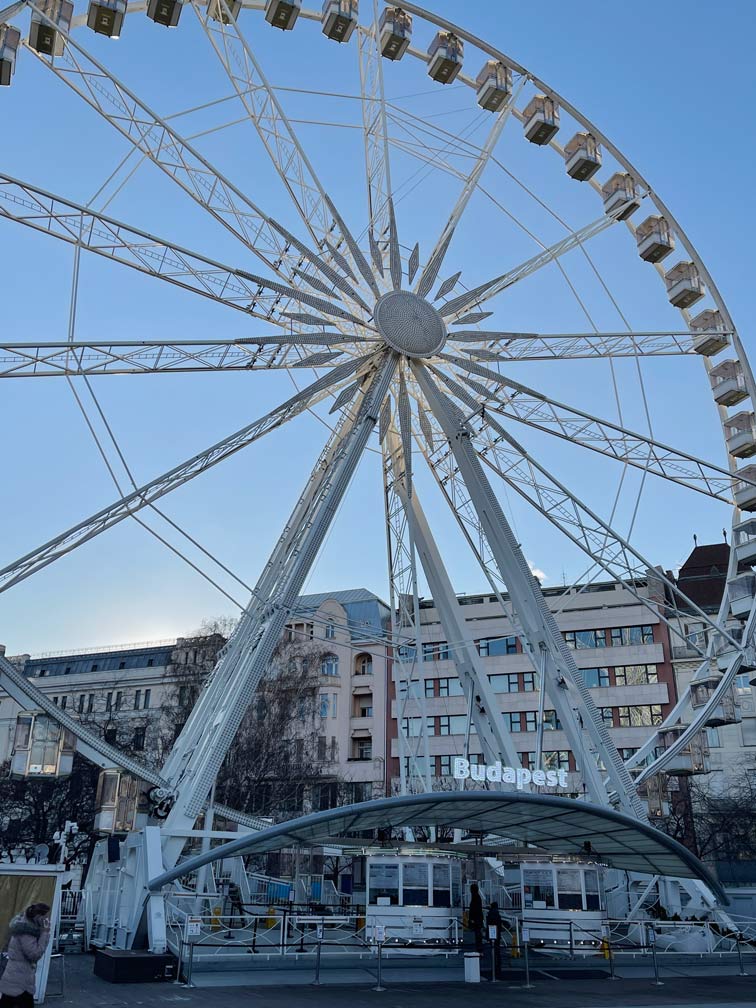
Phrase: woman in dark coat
[
  {"left": 0, "top": 903, "right": 50, "bottom": 1008},
  {"left": 468, "top": 883, "right": 484, "bottom": 952},
  {"left": 486, "top": 901, "right": 503, "bottom": 978}
]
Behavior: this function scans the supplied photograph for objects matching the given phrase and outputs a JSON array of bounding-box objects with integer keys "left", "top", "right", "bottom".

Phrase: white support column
[{"left": 413, "top": 361, "right": 647, "bottom": 818}]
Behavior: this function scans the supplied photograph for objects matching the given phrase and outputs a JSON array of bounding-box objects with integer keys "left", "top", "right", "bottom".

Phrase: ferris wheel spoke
[
  {"left": 415, "top": 76, "right": 527, "bottom": 299},
  {"left": 0, "top": 352, "right": 377, "bottom": 594},
  {"left": 358, "top": 0, "right": 395, "bottom": 279},
  {"left": 187, "top": 0, "right": 374, "bottom": 308},
  {"left": 458, "top": 406, "right": 738, "bottom": 653},
  {"left": 440, "top": 357, "right": 740, "bottom": 501},
  {"left": 447, "top": 329, "right": 704, "bottom": 360},
  {"left": 0, "top": 337, "right": 361, "bottom": 378},
  {"left": 439, "top": 208, "right": 630, "bottom": 324},
  {"left": 0, "top": 173, "right": 364, "bottom": 329},
  {"left": 23, "top": 4, "right": 326, "bottom": 284}
]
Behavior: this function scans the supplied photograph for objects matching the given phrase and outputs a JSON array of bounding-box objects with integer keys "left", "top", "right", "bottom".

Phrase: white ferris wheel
[{"left": 0, "top": 0, "right": 755, "bottom": 878}]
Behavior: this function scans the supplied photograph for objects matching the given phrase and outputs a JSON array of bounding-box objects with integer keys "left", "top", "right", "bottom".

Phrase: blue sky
[{"left": 1, "top": 1, "right": 754, "bottom": 654}]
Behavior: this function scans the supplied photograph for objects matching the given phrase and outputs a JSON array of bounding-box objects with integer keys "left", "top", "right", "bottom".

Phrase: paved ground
[{"left": 55, "top": 953, "right": 756, "bottom": 1008}]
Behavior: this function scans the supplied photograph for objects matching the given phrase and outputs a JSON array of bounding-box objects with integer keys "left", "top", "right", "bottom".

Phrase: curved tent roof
[{"left": 149, "top": 791, "right": 725, "bottom": 902}]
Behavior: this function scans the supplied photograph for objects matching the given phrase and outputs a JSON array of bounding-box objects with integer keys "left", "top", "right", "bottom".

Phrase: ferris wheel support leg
[
  {"left": 158, "top": 352, "right": 399, "bottom": 860},
  {"left": 413, "top": 361, "right": 646, "bottom": 818},
  {"left": 385, "top": 429, "right": 521, "bottom": 770}
]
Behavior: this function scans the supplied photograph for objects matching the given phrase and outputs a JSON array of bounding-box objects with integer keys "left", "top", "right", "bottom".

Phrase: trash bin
[{"left": 464, "top": 952, "right": 481, "bottom": 983}]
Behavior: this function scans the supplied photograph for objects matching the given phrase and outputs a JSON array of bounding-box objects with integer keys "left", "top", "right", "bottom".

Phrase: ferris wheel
[{"left": 1, "top": 0, "right": 755, "bottom": 854}]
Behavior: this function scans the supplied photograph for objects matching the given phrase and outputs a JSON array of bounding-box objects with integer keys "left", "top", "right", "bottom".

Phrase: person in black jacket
[
  {"left": 468, "top": 883, "right": 484, "bottom": 953},
  {"left": 486, "top": 901, "right": 503, "bottom": 978}
]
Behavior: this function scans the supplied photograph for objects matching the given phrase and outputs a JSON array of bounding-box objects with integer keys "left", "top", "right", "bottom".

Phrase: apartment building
[
  {"left": 0, "top": 588, "right": 392, "bottom": 809},
  {"left": 389, "top": 579, "right": 677, "bottom": 802}
]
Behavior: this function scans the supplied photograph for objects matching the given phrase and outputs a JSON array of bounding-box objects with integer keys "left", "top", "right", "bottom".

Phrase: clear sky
[{"left": 1, "top": 0, "right": 754, "bottom": 654}]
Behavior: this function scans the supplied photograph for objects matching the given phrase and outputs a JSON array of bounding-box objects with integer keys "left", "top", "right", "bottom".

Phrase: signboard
[
  {"left": 185, "top": 916, "right": 202, "bottom": 941},
  {"left": 412, "top": 919, "right": 423, "bottom": 937},
  {"left": 521, "top": 928, "right": 530, "bottom": 943},
  {"left": 374, "top": 925, "right": 386, "bottom": 944},
  {"left": 315, "top": 923, "right": 324, "bottom": 941},
  {"left": 453, "top": 757, "right": 568, "bottom": 790},
  {"left": 488, "top": 924, "right": 498, "bottom": 940}
]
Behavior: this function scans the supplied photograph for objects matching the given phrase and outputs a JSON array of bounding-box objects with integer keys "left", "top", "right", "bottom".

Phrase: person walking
[
  {"left": 468, "top": 883, "right": 484, "bottom": 953},
  {"left": 486, "top": 901, "right": 503, "bottom": 979},
  {"left": 0, "top": 903, "right": 51, "bottom": 1008}
]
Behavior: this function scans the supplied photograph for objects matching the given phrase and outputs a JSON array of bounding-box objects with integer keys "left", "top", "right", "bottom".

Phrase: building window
[
  {"left": 735, "top": 673, "right": 752, "bottom": 694},
  {"left": 437, "top": 716, "right": 451, "bottom": 736},
  {"left": 522, "top": 672, "right": 538, "bottom": 692},
  {"left": 422, "top": 642, "right": 449, "bottom": 662},
  {"left": 609, "top": 625, "right": 655, "bottom": 647},
  {"left": 115, "top": 691, "right": 123, "bottom": 712},
  {"left": 617, "top": 705, "right": 663, "bottom": 727},
  {"left": 325, "top": 621, "right": 336, "bottom": 640},
  {"left": 320, "top": 694, "right": 329, "bottom": 718},
  {"left": 615, "top": 664, "right": 658, "bottom": 686},
  {"left": 542, "top": 710, "right": 561, "bottom": 731},
  {"left": 52, "top": 696, "right": 58, "bottom": 705},
  {"left": 425, "top": 679, "right": 436, "bottom": 698},
  {"left": 705, "top": 727, "right": 721, "bottom": 748},
  {"left": 321, "top": 654, "right": 339, "bottom": 677},
  {"left": 401, "top": 716, "right": 422, "bottom": 737},
  {"left": 543, "top": 750, "right": 570, "bottom": 771},
  {"left": 356, "top": 654, "right": 372, "bottom": 676},
  {"left": 133, "top": 727, "right": 146, "bottom": 751},
  {"left": 147, "top": 658, "right": 154, "bottom": 668},
  {"left": 134, "top": 690, "right": 142, "bottom": 711},
  {"left": 438, "top": 755, "right": 452, "bottom": 776},
  {"left": 358, "top": 701, "right": 373, "bottom": 718},
  {"left": 520, "top": 751, "right": 536, "bottom": 770},
  {"left": 449, "top": 714, "right": 472, "bottom": 735},
  {"left": 317, "top": 736, "right": 327, "bottom": 761},
  {"left": 144, "top": 689, "right": 151, "bottom": 710},
  {"left": 436, "top": 677, "right": 464, "bottom": 697},
  {"left": 581, "top": 668, "right": 610, "bottom": 688},
  {"left": 564, "top": 629, "right": 607, "bottom": 650},
  {"left": 478, "top": 636, "right": 518, "bottom": 657},
  {"left": 331, "top": 693, "right": 338, "bottom": 718},
  {"left": 354, "top": 737, "right": 372, "bottom": 760},
  {"left": 104, "top": 728, "right": 117, "bottom": 745},
  {"left": 618, "top": 747, "right": 638, "bottom": 761},
  {"left": 38, "top": 670, "right": 46, "bottom": 678},
  {"left": 60, "top": 696, "right": 68, "bottom": 711},
  {"left": 490, "top": 673, "right": 520, "bottom": 693},
  {"left": 64, "top": 667, "right": 71, "bottom": 675},
  {"left": 91, "top": 664, "right": 99, "bottom": 673},
  {"left": 78, "top": 695, "right": 85, "bottom": 714},
  {"left": 87, "top": 694, "right": 94, "bottom": 714},
  {"left": 118, "top": 661, "right": 126, "bottom": 670},
  {"left": 105, "top": 692, "right": 113, "bottom": 712},
  {"left": 600, "top": 707, "right": 614, "bottom": 727},
  {"left": 508, "top": 712, "right": 537, "bottom": 732}
]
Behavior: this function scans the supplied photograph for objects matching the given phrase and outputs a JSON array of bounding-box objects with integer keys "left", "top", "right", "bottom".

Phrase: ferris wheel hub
[{"left": 374, "top": 290, "right": 447, "bottom": 359}]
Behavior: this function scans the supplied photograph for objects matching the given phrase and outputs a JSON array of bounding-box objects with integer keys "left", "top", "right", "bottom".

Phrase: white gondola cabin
[
  {"left": 709, "top": 359, "right": 749, "bottom": 407},
  {"left": 379, "top": 7, "right": 411, "bottom": 60},
  {"left": 87, "top": 0, "right": 125, "bottom": 37},
  {"left": 29, "top": 0, "right": 72, "bottom": 56},
  {"left": 734, "top": 517, "right": 756, "bottom": 567},
  {"left": 690, "top": 674, "right": 741, "bottom": 727},
  {"left": 264, "top": 0, "right": 300, "bottom": 30},
  {"left": 690, "top": 309, "right": 729, "bottom": 356},
  {"left": 11, "top": 714, "right": 76, "bottom": 779},
  {"left": 635, "top": 214, "right": 674, "bottom": 263},
  {"left": 207, "top": 0, "right": 241, "bottom": 23},
  {"left": 427, "top": 31, "right": 463, "bottom": 84},
  {"left": 147, "top": 0, "right": 181, "bottom": 26},
  {"left": 476, "top": 60, "right": 512, "bottom": 111},
  {"left": 658, "top": 725, "right": 709, "bottom": 776},
  {"left": 0, "top": 24, "right": 20, "bottom": 85},
  {"left": 523, "top": 95, "right": 559, "bottom": 144},
  {"left": 601, "top": 172, "right": 639, "bottom": 219},
  {"left": 564, "top": 132, "right": 601, "bottom": 181},
  {"left": 734, "top": 465, "right": 756, "bottom": 512},
  {"left": 94, "top": 770, "right": 149, "bottom": 833},
  {"left": 725, "top": 411, "right": 756, "bottom": 459},
  {"left": 321, "top": 0, "right": 357, "bottom": 43},
  {"left": 664, "top": 261, "right": 705, "bottom": 309},
  {"left": 729, "top": 571, "right": 756, "bottom": 618}
]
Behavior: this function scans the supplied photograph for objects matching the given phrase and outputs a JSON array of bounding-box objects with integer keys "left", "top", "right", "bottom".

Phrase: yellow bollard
[
  {"left": 601, "top": 937, "right": 610, "bottom": 960},
  {"left": 210, "top": 905, "right": 223, "bottom": 932},
  {"left": 266, "top": 905, "right": 277, "bottom": 929},
  {"left": 511, "top": 929, "right": 520, "bottom": 959}
]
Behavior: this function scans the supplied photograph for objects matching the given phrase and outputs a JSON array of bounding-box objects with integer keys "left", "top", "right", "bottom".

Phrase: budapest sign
[{"left": 453, "top": 757, "right": 569, "bottom": 790}]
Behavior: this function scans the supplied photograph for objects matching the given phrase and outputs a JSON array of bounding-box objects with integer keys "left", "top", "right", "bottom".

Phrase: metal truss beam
[
  {"left": 160, "top": 352, "right": 398, "bottom": 850},
  {"left": 0, "top": 337, "right": 359, "bottom": 378},
  {"left": 358, "top": 0, "right": 393, "bottom": 268},
  {"left": 413, "top": 361, "right": 648, "bottom": 818},
  {"left": 416, "top": 76, "right": 526, "bottom": 300},
  {"left": 189, "top": 0, "right": 372, "bottom": 307},
  {"left": 444, "top": 357, "right": 741, "bottom": 502},
  {"left": 22, "top": 338, "right": 348, "bottom": 377},
  {"left": 0, "top": 354, "right": 374, "bottom": 594},
  {"left": 23, "top": 3, "right": 324, "bottom": 286},
  {"left": 0, "top": 175, "right": 366, "bottom": 329},
  {"left": 440, "top": 209, "right": 632, "bottom": 324},
  {"left": 447, "top": 330, "right": 707, "bottom": 361}
]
